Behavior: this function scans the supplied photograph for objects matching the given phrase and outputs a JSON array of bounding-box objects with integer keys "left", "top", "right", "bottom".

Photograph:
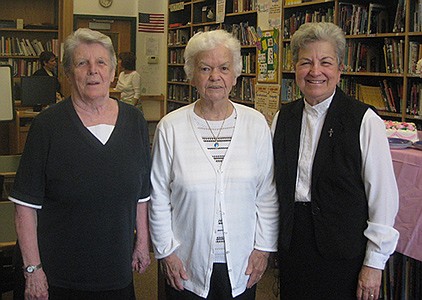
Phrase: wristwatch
[{"left": 23, "top": 263, "right": 42, "bottom": 273}]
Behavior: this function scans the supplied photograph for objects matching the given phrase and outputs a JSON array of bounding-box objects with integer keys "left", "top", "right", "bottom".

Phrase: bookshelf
[
  {"left": 166, "top": 0, "right": 258, "bottom": 113},
  {"left": 0, "top": 0, "right": 73, "bottom": 98},
  {"left": 280, "top": 0, "right": 422, "bottom": 129}
]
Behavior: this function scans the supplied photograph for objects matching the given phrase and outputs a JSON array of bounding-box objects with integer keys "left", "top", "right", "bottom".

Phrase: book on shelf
[
  {"left": 413, "top": 0, "right": 422, "bottom": 31},
  {"left": 409, "top": 82, "right": 422, "bottom": 116},
  {"left": 357, "top": 84, "right": 386, "bottom": 111},
  {"left": 281, "top": 78, "right": 301, "bottom": 103},
  {"left": 367, "top": 3, "right": 388, "bottom": 34},
  {"left": 349, "top": 4, "right": 368, "bottom": 35},
  {"left": 0, "top": 19, "right": 16, "bottom": 28},
  {"left": 393, "top": 0, "right": 406, "bottom": 33},
  {"left": 408, "top": 42, "right": 422, "bottom": 74},
  {"left": 338, "top": 2, "right": 353, "bottom": 34}
]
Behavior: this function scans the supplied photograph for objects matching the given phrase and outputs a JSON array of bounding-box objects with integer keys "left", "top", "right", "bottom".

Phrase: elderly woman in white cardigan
[{"left": 149, "top": 29, "right": 279, "bottom": 300}]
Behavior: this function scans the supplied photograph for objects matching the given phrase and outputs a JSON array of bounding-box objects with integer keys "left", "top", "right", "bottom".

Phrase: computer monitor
[{"left": 20, "top": 76, "right": 56, "bottom": 112}]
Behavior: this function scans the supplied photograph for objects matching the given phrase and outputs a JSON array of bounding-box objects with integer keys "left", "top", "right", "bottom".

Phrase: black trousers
[
  {"left": 278, "top": 202, "right": 364, "bottom": 300},
  {"left": 165, "top": 263, "right": 257, "bottom": 300}
]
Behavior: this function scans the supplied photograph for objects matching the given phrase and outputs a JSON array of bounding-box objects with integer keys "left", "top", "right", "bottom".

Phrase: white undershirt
[
  {"left": 87, "top": 124, "right": 115, "bottom": 145},
  {"left": 193, "top": 109, "right": 237, "bottom": 263}
]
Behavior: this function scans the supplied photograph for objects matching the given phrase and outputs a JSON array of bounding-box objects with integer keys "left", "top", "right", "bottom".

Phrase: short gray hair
[
  {"left": 183, "top": 30, "right": 242, "bottom": 81},
  {"left": 62, "top": 28, "right": 117, "bottom": 75},
  {"left": 291, "top": 22, "right": 345, "bottom": 67}
]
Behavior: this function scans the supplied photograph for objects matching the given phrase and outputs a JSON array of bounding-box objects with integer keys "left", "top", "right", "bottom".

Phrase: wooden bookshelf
[
  {"left": 166, "top": 0, "right": 258, "bottom": 113},
  {"left": 280, "top": 0, "right": 422, "bottom": 129},
  {"left": 0, "top": 0, "right": 73, "bottom": 97},
  {"left": 280, "top": 1, "right": 422, "bottom": 297}
]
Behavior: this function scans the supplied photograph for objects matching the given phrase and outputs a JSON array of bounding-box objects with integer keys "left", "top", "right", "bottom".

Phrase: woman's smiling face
[{"left": 295, "top": 40, "right": 342, "bottom": 105}]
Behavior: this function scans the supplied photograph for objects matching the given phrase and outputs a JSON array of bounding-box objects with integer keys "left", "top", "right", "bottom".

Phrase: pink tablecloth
[{"left": 391, "top": 148, "right": 422, "bottom": 261}]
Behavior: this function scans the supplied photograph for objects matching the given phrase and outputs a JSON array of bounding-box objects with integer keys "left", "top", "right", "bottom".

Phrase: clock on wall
[{"left": 99, "top": 0, "right": 113, "bottom": 8}]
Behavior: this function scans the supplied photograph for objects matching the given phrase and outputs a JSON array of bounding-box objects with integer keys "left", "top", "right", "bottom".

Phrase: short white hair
[{"left": 183, "top": 30, "right": 242, "bottom": 81}]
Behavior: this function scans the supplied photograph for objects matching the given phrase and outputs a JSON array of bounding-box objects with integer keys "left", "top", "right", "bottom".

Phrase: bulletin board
[
  {"left": 0, "top": 65, "right": 14, "bottom": 122},
  {"left": 257, "top": 29, "right": 279, "bottom": 83}
]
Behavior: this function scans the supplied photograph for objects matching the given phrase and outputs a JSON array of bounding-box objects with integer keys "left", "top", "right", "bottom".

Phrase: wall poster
[
  {"left": 255, "top": 83, "right": 280, "bottom": 126},
  {"left": 256, "top": 29, "right": 279, "bottom": 83}
]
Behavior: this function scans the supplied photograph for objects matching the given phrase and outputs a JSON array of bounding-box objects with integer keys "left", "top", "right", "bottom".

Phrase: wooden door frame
[{"left": 73, "top": 14, "right": 137, "bottom": 54}]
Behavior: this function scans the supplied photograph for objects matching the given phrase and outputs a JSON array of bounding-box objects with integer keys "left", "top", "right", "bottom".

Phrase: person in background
[
  {"left": 149, "top": 29, "right": 279, "bottom": 300},
  {"left": 115, "top": 52, "right": 142, "bottom": 111},
  {"left": 272, "top": 22, "right": 399, "bottom": 300},
  {"left": 10, "top": 28, "right": 151, "bottom": 300},
  {"left": 32, "top": 51, "right": 62, "bottom": 101}
]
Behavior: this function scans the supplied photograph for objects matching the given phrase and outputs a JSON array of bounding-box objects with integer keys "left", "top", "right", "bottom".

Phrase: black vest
[{"left": 273, "top": 88, "right": 370, "bottom": 259}]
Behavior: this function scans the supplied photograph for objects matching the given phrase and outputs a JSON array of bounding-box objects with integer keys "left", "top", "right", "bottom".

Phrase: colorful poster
[{"left": 256, "top": 29, "right": 279, "bottom": 83}]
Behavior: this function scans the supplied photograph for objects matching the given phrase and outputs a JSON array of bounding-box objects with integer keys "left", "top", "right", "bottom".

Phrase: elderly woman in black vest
[{"left": 272, "top": 22, "right": 399, "bottom": 300}]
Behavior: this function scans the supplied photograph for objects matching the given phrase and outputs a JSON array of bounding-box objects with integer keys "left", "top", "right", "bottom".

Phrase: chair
[
  {"left": 0, "top": 200, "right": 17, "bottom": 297},
  {"left": 0, "top": 155, "right": 20, "bottom": 298},
  {"left": 0, "top": 155, "right": 20, "bottom": 200}
]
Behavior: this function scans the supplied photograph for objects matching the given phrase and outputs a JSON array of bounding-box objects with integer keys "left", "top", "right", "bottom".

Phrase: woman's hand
[
  {"left": 160, "top": 253, "right": 188, "bottom": 291},
  {"left": 245, "top": 249, "right": 269, "bottom": 288},
  {"left": 131, "top": 240, "right": 151, "bottom": 274},
  {"left": 356, "top": 265, "right": 382, "bottom": 300},
  {"left": 24, "top": 269, "right": 48, "bottom": 300}
]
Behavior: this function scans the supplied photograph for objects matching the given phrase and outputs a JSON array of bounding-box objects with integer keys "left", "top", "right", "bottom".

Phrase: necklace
[{"left": 200, "top": 102, "right": 229, "bottom": 148}]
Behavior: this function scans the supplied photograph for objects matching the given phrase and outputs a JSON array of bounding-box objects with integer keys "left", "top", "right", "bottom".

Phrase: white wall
[{"left": 73, "top": 0, "right": 167, "bottom": 95}]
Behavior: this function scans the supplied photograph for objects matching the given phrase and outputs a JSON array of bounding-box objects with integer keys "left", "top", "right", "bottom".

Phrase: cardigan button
[{"left": 311, "top": 206, "right": 320, "bottom": 215}]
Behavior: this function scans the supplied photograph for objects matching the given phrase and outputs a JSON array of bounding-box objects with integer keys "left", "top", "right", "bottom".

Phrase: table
[
  {"left": 391, "top": 147, "right": 422, "bottom": 262},
  {"left": 109, "top": 88, "right": 121, "bottom": 99}
]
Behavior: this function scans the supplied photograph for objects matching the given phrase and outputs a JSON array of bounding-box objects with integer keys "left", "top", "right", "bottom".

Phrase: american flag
[{"left": 138, "top": 13, "right": 164, "bottom": 33}]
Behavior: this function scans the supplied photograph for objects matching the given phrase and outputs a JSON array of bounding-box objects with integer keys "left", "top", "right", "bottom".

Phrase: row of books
[
  {"left": 0, "top": 58, "right": 41, "bottom": 77},
  {"left": 283, "top": 8, "right": 334, "bottom": 38},
  {"left": 168, "top": 67, "right": 187, "bottom": 83},
  {"left": 230, "top": 76, "right": 255, "bottom": 102},
  {"left": 339, "top": 78, "right": 402, "bottom": 113},
  {"left": 169, "top": 48, "right": 185, "bottom": 64},
  {"left": 167, "top": 101, "right": 185, "bottom": 114},
  {"left": 232, "top": 0, "right": 257, "bottom": 13},
  {"left": 241, "top": 52, "right": 256, "bottom": 74},
  {"left": 192, "top": 25, "right": 220, "bottom": 35},
  {"left": 341, "top": 39, "right": 404, "bottom": 74},
  {"left": 168, "top": 29, "right": 190, "bottom": 46},
  {"left": 338, "top": 3, "right": 388, "bottom": 35},
  {"left": 281, "top": 38, "right": 405, "bottom": 74},
  {"left": 343, "top": 41, "right": 381, "bottom": 73},
  {"left": 223, "top": 22, "right": 258, "bottom": 46},
  {"left": 281, "top": 78, "right": 302, "bottom": 103},
  {"left": 0, "top": 36, "right": 58, "bottom": 57},
  {"left": 382, "top": 252, "right": 422, "bottom": 300},
  {"left": 167, "top": 84, "right": 189, "bottom": 102},
  {"left": 408, "top": 42, "right": 422, "bottom": 74},
  {"left": 408, "top": 82, "right": 422, "bottom": 116},
  {"left": 412, "top": 0, "right": 422, "bottom": 32},
  {"left": 383, "top": 38, "right": 404, "bottom": 74}
]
